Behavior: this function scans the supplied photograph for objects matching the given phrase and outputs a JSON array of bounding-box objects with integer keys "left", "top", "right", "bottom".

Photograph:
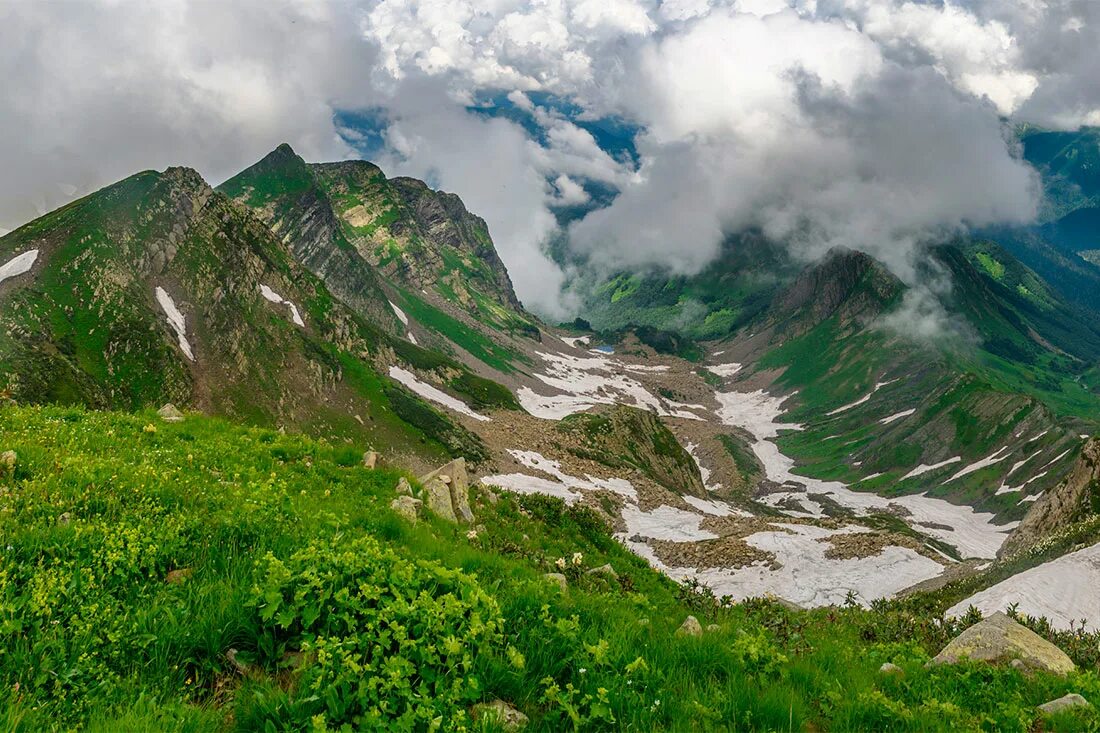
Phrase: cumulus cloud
[{"left": 1, "top": 0, "right": 1099, "bottom": 319}]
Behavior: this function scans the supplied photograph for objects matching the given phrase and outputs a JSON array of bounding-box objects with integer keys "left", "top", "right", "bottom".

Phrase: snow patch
[
  {"left": 947, "top": 542, "right": 1100, "bottom": 630},
  {"left": 685, "top": 441, "right": 722, "bottom": 492},
  {"left": 880, "top": 409, "right": 916, "bottom": 425},
  {"left": 714, "top": 388, "right": 1013, "bottom": 559},
  {"left": 388, "top": 300, "right": 409, "bottom": 326},
  {"left": 259, "top": 285, "right": 305, "bottom": 327},
  {"left": 621, "top": 504, "right": 718, "bottom": 542},
  {"left": 707, "top": 363, "right": 742, "bottom": 377},
  {"left": 407, "top": 332, "right": 418, "bottom": 345},
  {"left": 388, "top": 366, "right": 490, "bottom": 422},
  {"left": 946, "top": 446, "right": 1011, "bottom": 483},
  {"left": 0, "top": 249, "right": 38, "bottom": 285},
  {"left": 154, "top": 287, "right": 194, "bottom": 361},
  {"left": 901, "top": 457, "right": 962, "bottom": 481},
  {"left": 682, "top": 495, "right": 754, "bottom": 518},
  {"left": 560, "top": 335, "right": 590, "bottom": 348},
  {"left": 624, "top": 523, "right": 943, "bottom": 608},
  {"left": 508, "top": 450, "right": 637, "bottom": 499}
]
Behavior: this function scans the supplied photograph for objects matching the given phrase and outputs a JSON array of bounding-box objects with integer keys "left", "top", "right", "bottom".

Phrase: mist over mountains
[{"left": 4, "top": 1, "right": 1100, "bottom": 319}]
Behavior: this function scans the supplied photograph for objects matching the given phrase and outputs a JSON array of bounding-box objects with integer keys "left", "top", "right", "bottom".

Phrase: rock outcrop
[
  {"left": 1001, "top": 438, "right": 1099, "bottom": 557},
  {"left": 1038, "top": 693, "right": 1091, "bottom": 716},
  {"left": 931, "top": 612, "right": 1075, "bottom": 675},
  {"left": 418, "top": 458, "right": 474, "bottom": 524}
]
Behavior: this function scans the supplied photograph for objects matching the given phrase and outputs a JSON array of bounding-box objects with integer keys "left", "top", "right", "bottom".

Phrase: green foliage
[
  {"left": 2, "top": 404, "right": 1099, "bottom": 732},
  {"left": 247, "top": 535, "right": 502, "bottom": 729},
  {"left": 383, "top": 384, "right": 488, "bottom": 463}
]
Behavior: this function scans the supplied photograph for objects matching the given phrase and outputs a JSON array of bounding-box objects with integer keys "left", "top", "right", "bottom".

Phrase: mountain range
[{"left": 3, "top": 138, "right": 1100, "bottom": 727}]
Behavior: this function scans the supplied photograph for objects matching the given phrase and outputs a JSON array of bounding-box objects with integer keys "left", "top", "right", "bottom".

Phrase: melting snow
[
  {"left": 621, "top": 504, "right": 718, "bottom": 542},
  {"left": 388, "top": 300, "right": 409, "bottom": 326},
  {"left": 260, "top": 285, "right": 305, "bottom": 327},
  {"left": 707, "top": 363, "right": 743, "bottom": 377},
  {"left": 154, "top": 287, "right": 194, "bottom": 361},
  {"left": 560, "top": 335, "right": 590, "bottom": 348},
  {"left": 682, "top": 495, "right": 754, "bottom": 517},
  {"left": 0, "top": 249, "right": 38, "bottom": 285},
  {"left": 946, "top": 446, "right": 1011, "bottom": 483},
  {"left": 388, "top": 366, "right": 490, "bottom": 422},
  {"left": 714, "top": 388, "right": 1013, "bottom": 559},
  {"left": 901, "top": 457, "right": 962, "bottom": 481},
  {"left": 685, "top": 441, "right": 722, "bottom": 491},
  {"left": 880, "top": 409, "right": 916, "bottom": 425},
  {"left": 947, "top": 542, "right": 1100, "bottom": 630},
  {"left": 508, "top": 450, "right": 637, "bottom": 499},
  {"left": 624, "top": 523, "right": 943, "bottom": 608},
  {"left": 480, "top": 473, "right": 582, "bottom": 502},
  {"left": 518, "top": 351, "right": 685, "bottom": 420},
  {"left": 1028, "top": 429, "right": 1050, "bottom": 443},
  {"left": 407, "top": 332, "right": 418, "bottom": 345},
  {"left": 827, "top": 379, "right": 899, "bottom": 417}
]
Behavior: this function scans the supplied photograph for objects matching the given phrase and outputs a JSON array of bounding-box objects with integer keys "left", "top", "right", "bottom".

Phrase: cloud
[
  {"left": 2, "top": 0, "right": 1099, "bottom": 321},
  {"left": 0, "top": 0, "right": 373, "bottom": 226},
  {"left": 568, "top": 8, "right": 1038, "bottom": 283}
]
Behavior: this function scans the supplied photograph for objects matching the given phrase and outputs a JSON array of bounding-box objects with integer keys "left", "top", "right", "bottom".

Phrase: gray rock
[
  {"left": 676, "top": 615, "right": 703, "bottom": 637},
  {"left": 57, "top": 512, "right": 72, "bottom": 526},
  {"left": 931, "top": 612, "right": 1075, "bottom": 675},
  {"left": 157, "top": 404, "right": 184, "bottom": 422},
  {"left": 472, "top": 699, "right": 528, "bottom": 731},
  {"left": 0, "top": 450, "right": 15, "bottom": 476},
  {"left": 390, "top": 496, "right": 422, "bottom": 523},
  {"left": 1038, "top": 693, "right": 1090, "bottom": 716},
  {"left": 586, "top": 563, "right": 618, "bottom": 580},
  {"left": 395, "top": 477, "right": 413, "bottom": 496},
  {"left": 1010, "top": 658, "right": 1028, "bottom": 673},
  {"left": 879, "top": 662, "right": 904, "bottom": 677},
  {"left": 544, "top": 572, "right": 568, "bottom": 592},
  {"left": 418, "top": 458, "right": 474, "bottom": 523},
  {"left": 363, "top": 450, "right": 380, "bottom": 469},
  {"left": 706, "top": 624, "right": 721, "bottom": 633}
]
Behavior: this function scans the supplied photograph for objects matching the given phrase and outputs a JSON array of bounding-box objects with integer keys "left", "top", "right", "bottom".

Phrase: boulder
[
  {"left": 706, "top": 624, "right": 721, "bottom": 633},
  {"left": 157, "top": 403, "right": 184, "bottom": 422},
  {"left": 472, "top": 699, "right": 528, "bottom": 731},
  {"left": 418, "top": 458, "right": 474, "bottom": 523},
  {"left": 586, "top": 563, "right": 619, "bottom": 580},
  {"left": 166, "top": 568, "right": 193, "bottom": 585},
  {"left": 390, "top": 496, "right": 422, "bottom": 523},
  {"left": 544, "top": 572, "right": 568, "bottom": 592},
  {"left": 1038, "top": 693, "right": 1091, "bottom": 716},
  {"left": 395, "top": 477, "right": 413, "bottom": 496},
  {"left": 363, "top": 451, "right": 380, "bottom": 469},
  {"left": 676, "top": 615, "right": 703, "bottom": 637},
  {"left": 879, "top": 662, "right": 904, "bottom": 677},
  {"left": 0, "top": 450, "right": 16, "bottom": 476},
  {"left": 57, "top": 512, "right": 72, "bottom": 526},
  {"left": 931, "top": 612, "right": 1075, "bottom": 675}
]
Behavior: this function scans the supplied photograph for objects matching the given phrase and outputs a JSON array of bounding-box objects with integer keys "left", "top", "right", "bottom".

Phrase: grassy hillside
[{"left": 2, "top": 404, "right": 1099, "bottom": 732}]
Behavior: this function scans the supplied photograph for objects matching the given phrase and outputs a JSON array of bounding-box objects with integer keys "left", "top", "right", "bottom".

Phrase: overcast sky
[{"left": 2, "top": 0, "right": 1098, "bottom": 316}]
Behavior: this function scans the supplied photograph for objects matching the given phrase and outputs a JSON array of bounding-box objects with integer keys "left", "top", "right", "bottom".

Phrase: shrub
[{"left": 249, "top": 535, "right": 503, "bottom": 730}]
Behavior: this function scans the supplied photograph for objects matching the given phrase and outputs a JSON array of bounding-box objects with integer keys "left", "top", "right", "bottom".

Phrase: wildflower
[
  {"left": 555, "top": 557, "right": 567, "bottom": 570},
  {"left": 579, "top": 667, "right": 587, "bottom": 674},
  {"left": 571, "top": 552, "right": 583, "bottom": 566},
  {"left": 324, "top": 489, "right": 331, "bottom": 497},
  {"left": 143, "top": 424, "right": 157, "bottom": 434},
  {"left": 466, "top": 529, "right": 478, "bottom": 540}
]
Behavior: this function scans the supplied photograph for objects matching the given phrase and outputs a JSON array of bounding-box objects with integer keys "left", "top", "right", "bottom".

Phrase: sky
[{"left": 1, "top": 0, "right": 1099, "bottom": 317}]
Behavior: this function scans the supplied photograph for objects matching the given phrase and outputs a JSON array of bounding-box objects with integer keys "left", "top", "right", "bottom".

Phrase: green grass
[
  {"left": 393, "top": 288, "right": 527, "bottom": 374},
  {"left": 2, "top": 404, "right": 1100, "bottom": 731}
]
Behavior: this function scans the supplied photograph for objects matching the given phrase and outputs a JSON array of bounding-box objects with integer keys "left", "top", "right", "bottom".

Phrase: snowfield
[
  {"left": 714, "top": 387, "right": 1015, "bottom": 559},
  {"left": 622, "top": 522, "right": 944, "bottom": 608},
  {"left": 388, "top": 366, "right": 490, "bottom": 422},
  {"left": 155, "top": 287, "right": 194, "bottom": 361},
  {"left": 0, "top": 249, "right": 39, "bottom": 285},
  {"left": 947, "top": 542, "right": 1100, "bottom": 630},
  {"left": 517, "top": 351, "right": 704, "bottom": 420}
]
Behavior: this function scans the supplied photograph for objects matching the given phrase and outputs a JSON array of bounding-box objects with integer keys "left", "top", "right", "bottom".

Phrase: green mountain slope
[
  {"left": 0, "top": 166, "right": 514, "bottom": 465},
  {"left": 4, "top": 403, "right": 1099, "bottom": 732}
]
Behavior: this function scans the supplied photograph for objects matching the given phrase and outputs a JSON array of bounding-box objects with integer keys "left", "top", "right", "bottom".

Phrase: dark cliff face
[{"left": 217, "top": 146, "right": 400, "bottom": 334}]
